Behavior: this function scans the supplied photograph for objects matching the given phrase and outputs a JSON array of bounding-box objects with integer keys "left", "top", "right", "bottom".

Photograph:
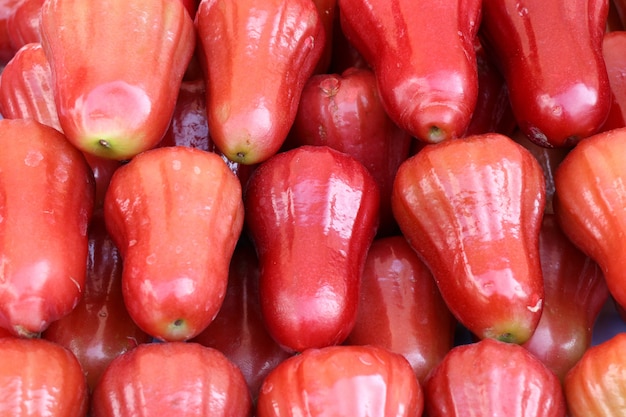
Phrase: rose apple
[
  {"left": 0, "top": 118, "right": 95, "bottom": 337},
  {"left": 244, "top": 145, "right": 380, "bottom": 352},
  {"left": 0, "top": 42, "right": 62, "bottom": 132},
  {"left": 553, "top": 127, "right": 626, "bottom": 316},
  {"left": 564, "top": 332, "right": 626, "bottom": 416},
  {"left": 104, "top": 145, "right": 244, "bottom": 341},
  {"left": 91, "top": 342, "right": 252, "bottom": 417},
  {"left": 256, "top": 344, "right": 423, "bottom": 417},
  {"left": 7, "top": 0, "right": 44, "bottom": 50},
  {"left": 194, "top": 0, "right": 326, "bottom": 165},
  {"left": 0, "top": 337, "right": 89, "bottom": 417},
  {"left": 522, "top": 213, "right": 608, "bottom": 382},
  {"left": 191, "top": 238, "right": 293, "bottom": 399},
  {"left": 424, "top": 338, "right": 566, "bottom": 416},
  {"left": 288, "top": 66, "right": 412, "bottom": 236},
  {"left": 480, "top": 0, "right": 611, "bottom": 148},
  {"left": 392, "top": 132, "right": 546, "bottom": 344},
  {"left": 345, "top": 235, "right": 456, "bottom": 384},
  {"left": 338, "top": 0, "right": 482, "bottom": 143},
  {"left": 39, "top": 0, "right": 196, "bottom": 160},
  {"left": 43, "top": 211, "right": 152, "bottom": 391}
]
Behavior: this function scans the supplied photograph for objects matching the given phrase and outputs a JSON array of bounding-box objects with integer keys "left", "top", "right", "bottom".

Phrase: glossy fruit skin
[
  {"left": 553, "top": 127, "right": 626, "bottom": 314},
  {"left": 191, "top": 238, "right": 292, "bottom": 400},
  {"left": 194, "top": 0, "right": 326, "bottom": 165},
  {"left": 564, "top": 332, "right": 626, "bottom": 416},
  {"left": 424, "top": 338, "right": 566, "bottom": 416},
  {"left": 480, "top": 0, "right": 611, "bottom": 148},
  {"left": 345, "top": 235, "right": 456, "bottom": 384},
  {"left": 288, "top": 66, "right": 412, "bottom": 236},
  {"left": 0, "top": 118, "right": 95, "bottom": 337},
  {"left": 43, "top": 211, "right": 152, "bottom": 391},
  {"left": 7, "top": 0, "right": 44, "bottom": 50},
  {"left": 0, "top": 0, "right": 22, "bottom": 66},
  {"left": 244, "top": 145, "right": 380, "bottom": 352},
  {"left": 0, "top": 42, "right": 62, "bottom": 132},
  {"left": 256, "top": 344, "right": 424, "bottom": 417},
  {"left": 599, "top": 30, "right": 626, "bottom": 132},
  {"left": 39, "top": 0, "right": 196, "bottom": 160},
  {"left": 91, "top": 341, "right": 252, "bottom": 417},
  {"left": 392, "top": 133, "right": 546, "bottom": 344},
  {"left": 522, "top": 213, "right": 608, "bottom": 382},
  {"left": 0, "top": 337, "right": 89, "bottom": 417},
  {"left": 337, "top": 0, "right": 482, "bottom": 143},
  {"left": 103, "top": 146, "right": 245, "bottom": 342},
  {"left": 0, "top": 42, "right": 122, "bottom": 210}
]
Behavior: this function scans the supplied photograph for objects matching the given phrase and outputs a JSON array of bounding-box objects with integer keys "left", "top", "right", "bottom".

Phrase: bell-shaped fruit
[
  {"left": 39, "top": 0, "right": 196, "bottom": 160},
  {"left": 480, "top": 0, "right": 611, "bottom": 147},
  {"left": 104, "top": 146, "right": 245, "bottom": 341},
  {"left": 424, "top": 338, "right": 567, "bottom": 416},
  {"left": 392, "top": 132, "right": 546, "bottom": 344},
  {"left": 0, "top": 118, "right": 95, "bottom": 337},
  {"left": 195, "top": 0, "right": 326, "bottom": 165},
  {"left": 256, "top": 345, "right": 424, "bottom": 417},
  {"left": 338, "top": 0, "right": 482, "bottom": 143},
  {"left": 244, "top": 145, "right": 380, "bottom": 352},
  {"left": 91, "top": 342, "right": 252, "bottom": 417}
]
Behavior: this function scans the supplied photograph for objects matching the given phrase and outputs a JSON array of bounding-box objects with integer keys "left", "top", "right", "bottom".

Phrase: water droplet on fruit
[
  {"left": 129, "top": 239, "right": 137, "bottom": 247},
  {"left": 172, "top": 159, "right": 181, "bottom": 170},
  {"left": 194, "top": 165, "right": 201, "bottom": 174}
]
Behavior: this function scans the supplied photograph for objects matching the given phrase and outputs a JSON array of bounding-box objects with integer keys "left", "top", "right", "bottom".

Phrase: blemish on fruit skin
[
  {"left": 54, "top": 166, "right": 69, "bottom": 183},
  {"left": 24, "top": 150, "right": 44, "bottom": 167}
]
